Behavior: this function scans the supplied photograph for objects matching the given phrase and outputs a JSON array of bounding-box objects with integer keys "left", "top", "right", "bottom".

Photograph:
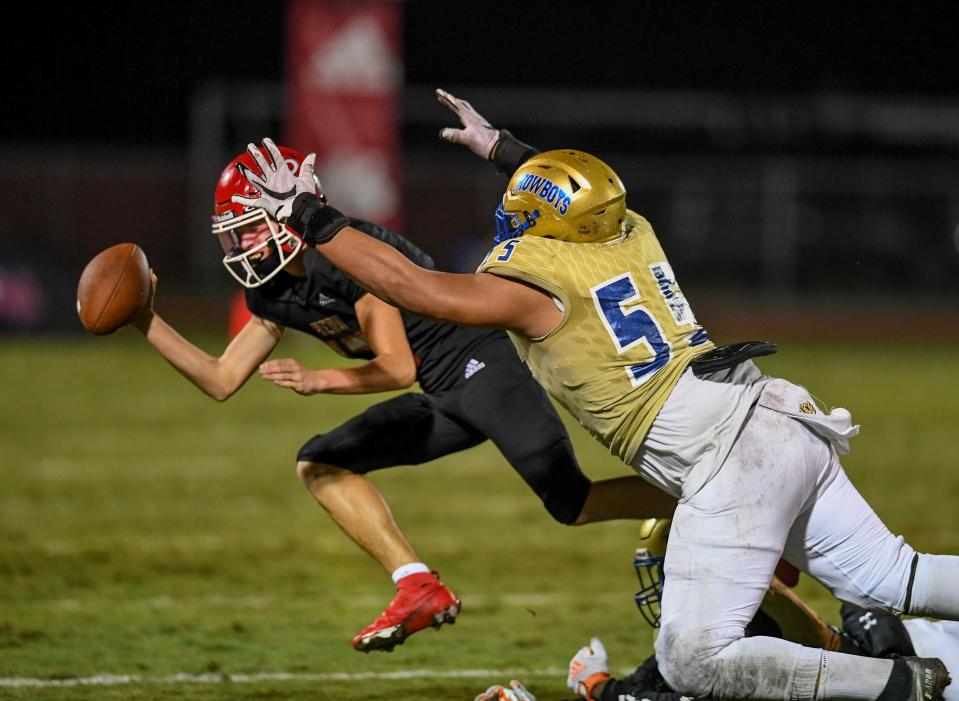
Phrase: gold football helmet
[
  {"left": 495, "top": 149, "right": 626, "bottom": 244},
  {"left": 634, "top": 517, "right": 671, "bottom": 628}
]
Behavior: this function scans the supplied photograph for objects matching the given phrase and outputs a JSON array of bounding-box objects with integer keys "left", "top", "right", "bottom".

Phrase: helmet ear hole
[{"left": 569, "top": 176, "right": 581, "bottom": 193}]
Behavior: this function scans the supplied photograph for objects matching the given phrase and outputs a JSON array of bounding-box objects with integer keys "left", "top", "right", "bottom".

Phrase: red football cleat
[{"left": 352, "top": 571, "right": 461, "bottom": 652}]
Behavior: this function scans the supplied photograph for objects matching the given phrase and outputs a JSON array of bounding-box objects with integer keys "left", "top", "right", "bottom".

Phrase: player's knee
[
  {"left": 512, "top": 440, "right": 590, "bottom": 525},
  {"left": 296, "top": 460, "right": 344, "bottom": 486},
  {"left": 296, "top": 432, "right": 367, "bottom": 483},
  {"left": 654, "top": 625, "right": 729, "bottom": 696},
  {"left": 545, "top": 490, "right": 586, "bottom": 525}
]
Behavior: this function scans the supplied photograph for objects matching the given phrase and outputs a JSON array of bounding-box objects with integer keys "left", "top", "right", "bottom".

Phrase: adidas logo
[
  {"left": 464, "top": 359, "right": 486, "bottom": 379},
  {"left": 315, "top": 293, "right": 336, "bottom": 306}
]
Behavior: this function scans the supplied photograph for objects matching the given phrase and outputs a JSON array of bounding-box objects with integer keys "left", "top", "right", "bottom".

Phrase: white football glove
[
  {"left": 436, "top": 88, "right": 501, "bottom": 160},
  {"left": 473, "top": 680, "right": 537, "bottom": 701},
  {"left": 567, "top": 637, "right": 610, "bottom": 701},
  {"left": 231, "top": 137, "right": 318, "bottom": 222}
]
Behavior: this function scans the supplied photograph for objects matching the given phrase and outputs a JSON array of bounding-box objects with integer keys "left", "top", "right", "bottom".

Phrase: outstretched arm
[
  {"left": 258, "top": 293, "right": 417, "bottom": 395},
  {"left": 318, "top": 228, "right": 560, "bottom": 338},
  {"left": 229, "top": 138, "right": 560, "bottom": 338},
  {"left": 132, "top": 271, "right": 282, "bottom": 401}
]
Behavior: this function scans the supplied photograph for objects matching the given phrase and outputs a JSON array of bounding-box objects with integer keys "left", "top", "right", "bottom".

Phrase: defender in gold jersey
[
  {"left": 230, "top": 91, "right": 958, "bottom": 701},
  {"left": 479, "top": 201, "right": 713, "bottom": 468}
]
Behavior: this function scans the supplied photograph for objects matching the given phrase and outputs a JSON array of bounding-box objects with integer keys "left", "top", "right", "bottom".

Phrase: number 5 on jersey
[{"left": 591, "top": 273, "right": 672, "bottom": 387}]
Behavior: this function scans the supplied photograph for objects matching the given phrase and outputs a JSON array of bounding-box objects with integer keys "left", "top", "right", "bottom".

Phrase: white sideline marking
[
  {"left": 0, "top": 667, "right": 570, "bottom": 688},
  {"left": 43, "top": 591, "right": 625, "bottom": 610}
]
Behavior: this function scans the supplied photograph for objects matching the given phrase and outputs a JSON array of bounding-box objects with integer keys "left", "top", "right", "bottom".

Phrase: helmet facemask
[
  {"left": 634, "top": 547, "right": 665, "bottom": 628},
  {"left": 214, "top": 209, "right": 303, "bottom": 289},
  {"left": 633, "top": 518, "right": 671, "bottom": 628},
  {"left": 494, "top": 203, "right": 540, "bottom": 244}
]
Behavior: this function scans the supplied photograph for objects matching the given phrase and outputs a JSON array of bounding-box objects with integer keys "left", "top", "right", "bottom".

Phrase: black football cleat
[{"left": 903, "top": 657, "right": 951, "bottom": 701}]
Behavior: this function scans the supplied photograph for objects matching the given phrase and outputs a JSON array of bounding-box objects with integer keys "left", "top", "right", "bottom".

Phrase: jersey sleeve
[
  {"left": 477, "top": 237, "right": 569, "bottom": 308},
  {"left": 327, "top": 267, "right": 368, "bottom": 305},
  {"left": 244, "top": 288, "right": 268, "bottom": 319}
]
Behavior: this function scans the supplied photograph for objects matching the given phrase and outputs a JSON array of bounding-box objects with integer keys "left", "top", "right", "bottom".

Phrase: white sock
[
  {"left": 704, "top": 637, "right": 895, "bottom": 699},
  {"left": 816, "top": 650, "right": 894, "bottom": 700},
  {"left": 391, "top": 562, "right": 430, "bottom": 583}
]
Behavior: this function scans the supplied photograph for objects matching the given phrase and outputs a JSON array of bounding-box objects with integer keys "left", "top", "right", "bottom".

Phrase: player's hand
[
  {"left": 474, "top": 680, "right": 537, "bottom": 701},
  {"left": 258, "top": 358, "right": 324, "bottom": 395},
  {"left": 436, "top": 88, "right": 501, "bottom": 160},
  {"left": 567, "top": 637, "right": 610, "bottom": 701},
  {"left": 131, "top": 268, "right": 158, "bottom": 332},
  {"left": 232, "top": 137, "right": 318, "bottom": 222}
]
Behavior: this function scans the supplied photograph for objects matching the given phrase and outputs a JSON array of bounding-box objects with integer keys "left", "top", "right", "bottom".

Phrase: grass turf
[{"left": 1, "top": 332, "right": 956, "bottom": 700}]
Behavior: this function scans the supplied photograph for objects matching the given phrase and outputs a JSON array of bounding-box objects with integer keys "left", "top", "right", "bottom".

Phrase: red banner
[{"left": 284, "top": 0, "right": 404, "bottom": 231}]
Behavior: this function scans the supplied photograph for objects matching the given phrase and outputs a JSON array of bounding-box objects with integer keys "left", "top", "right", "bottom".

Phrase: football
[{"left": 76, "top": 243, "right": 151, "bottom": 335}]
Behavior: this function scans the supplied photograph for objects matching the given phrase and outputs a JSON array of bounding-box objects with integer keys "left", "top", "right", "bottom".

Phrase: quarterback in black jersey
[{"left": 130, "top": 144, "right": 674, "bottom": 654}]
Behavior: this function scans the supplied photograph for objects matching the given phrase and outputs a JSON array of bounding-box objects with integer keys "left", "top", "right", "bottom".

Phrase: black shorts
[{"left": 296, "top": 336, "right": 590, "bottom": 524}]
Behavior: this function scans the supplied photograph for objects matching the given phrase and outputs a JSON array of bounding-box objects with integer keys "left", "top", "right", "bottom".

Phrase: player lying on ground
[
  {"left": 228, "top": 86, "right": 959, "bottom": 699},
  {"left": 481, "top": 520, "right": 959, "bottom": 701},
  {"left": 476, "top": 612, "right": 959, "bottom": 701},
  {"left": 129, "top": 144, "right": 674, "bottom": 653},
  {"left": 556, "top": 598, "right": 959, "bottom": 701}
]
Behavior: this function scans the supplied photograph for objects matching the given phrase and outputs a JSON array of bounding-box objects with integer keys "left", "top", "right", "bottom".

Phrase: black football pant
[{"left": 296, "top": 337, "right": 590, "bottom": 524}]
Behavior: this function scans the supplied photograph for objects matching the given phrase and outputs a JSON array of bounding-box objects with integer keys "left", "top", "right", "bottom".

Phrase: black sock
[{"left": 876, "top": 659, "right": 911, "bottom": 701}]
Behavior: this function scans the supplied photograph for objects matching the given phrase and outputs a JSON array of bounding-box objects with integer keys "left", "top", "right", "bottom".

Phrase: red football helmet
[{"left": 212, "top": 144, "right": 319, "bottom": 288}]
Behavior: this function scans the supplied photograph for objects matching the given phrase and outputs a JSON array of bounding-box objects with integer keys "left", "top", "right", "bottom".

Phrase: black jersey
[{"left": 245, "top": 218, "right": 499, "bottom": 394}]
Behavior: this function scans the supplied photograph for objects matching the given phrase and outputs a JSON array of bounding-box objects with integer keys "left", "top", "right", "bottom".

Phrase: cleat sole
[
  {"left": 432, "top": 602, "right": 461, "bottom": 629},
  {"left": 354, "top": 600, "right": 461, "bottom": 652}
]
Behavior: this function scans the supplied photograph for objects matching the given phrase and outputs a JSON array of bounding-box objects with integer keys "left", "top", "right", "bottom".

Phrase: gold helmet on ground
[
  {"left": 494, "top": 149, "right": 627, "bottom": 244},
  {"left": 634, "top": 517, "right": 671, "bottom": 628}
]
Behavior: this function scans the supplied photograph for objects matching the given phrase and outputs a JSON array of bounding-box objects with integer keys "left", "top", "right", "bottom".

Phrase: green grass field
[{"left": 1, "top": 332, "right": 957, "bottom": 700}]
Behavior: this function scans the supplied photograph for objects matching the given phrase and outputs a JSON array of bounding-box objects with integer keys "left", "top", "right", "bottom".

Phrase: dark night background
[
  {"left": 4, "top": 1, "right": 959, "bottom": 336},
  {"left": 9, "top": 1, "right": 959, "bottom": 147}
]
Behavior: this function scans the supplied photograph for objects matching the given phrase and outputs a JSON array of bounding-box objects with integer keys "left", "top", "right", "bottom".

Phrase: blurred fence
[{"left": 2, "top": 85, "right": 958, "bottom": 334}]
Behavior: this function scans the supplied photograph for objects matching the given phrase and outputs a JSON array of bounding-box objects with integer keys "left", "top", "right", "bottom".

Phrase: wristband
[
  {"left": 492, "top": 130, "right": 539, "bottom": 175},
  {"left": 581, "top": 672, "right": 610, "bottom": 701},
  {"left": 287, "top": 193, "right": 351, "bottom": 246}
]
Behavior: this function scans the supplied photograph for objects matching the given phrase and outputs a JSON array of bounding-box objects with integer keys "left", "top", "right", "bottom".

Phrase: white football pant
[{"left": 654, "top": 380, "right": 959, "bottom": 700}]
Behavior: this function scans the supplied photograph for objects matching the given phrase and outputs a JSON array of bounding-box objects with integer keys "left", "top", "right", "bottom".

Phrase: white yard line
[
  {"left": 41, "top": 591, "right": 626, "bottom": 610},
  {"left": 0, "top": 667, "right": 576, "bottom": 688}
]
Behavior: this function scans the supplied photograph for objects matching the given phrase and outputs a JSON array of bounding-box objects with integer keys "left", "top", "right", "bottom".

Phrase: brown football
[{"left": 76, "top": 243, "right": 151, "bottom": 335}]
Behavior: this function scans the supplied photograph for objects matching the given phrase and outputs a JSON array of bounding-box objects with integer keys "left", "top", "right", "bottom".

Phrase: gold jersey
[{"left": 477, "top": 210, "right": 713, "bottom": 464}]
